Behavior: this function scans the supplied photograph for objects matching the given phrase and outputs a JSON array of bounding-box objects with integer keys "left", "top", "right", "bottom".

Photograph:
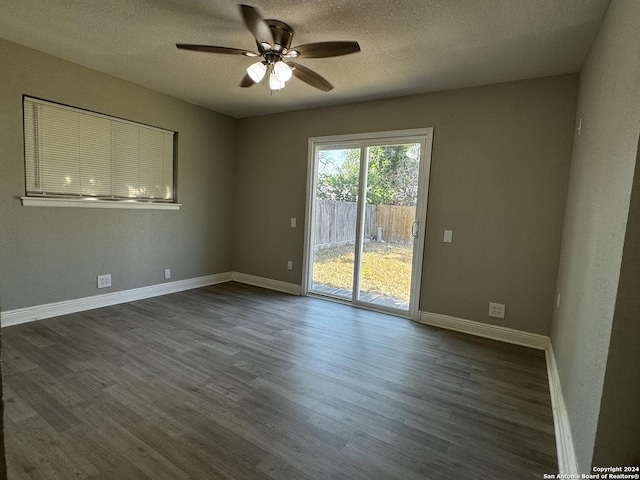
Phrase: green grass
[{"left": 313, "top": 242, "right": 413, "bottom": 301}]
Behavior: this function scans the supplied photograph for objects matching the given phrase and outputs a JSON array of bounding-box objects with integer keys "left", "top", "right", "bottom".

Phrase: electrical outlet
[
  {"left": 287, "top": 260, "right": 293, "bottom": 270},
  {"left": 488, "top": 302, "right": 505, "bottom": 319},
  {"left": 97, "top": 274, "right": 111, "bottom": 289},
  {"left": 290, "top": 217, "right": 297, "bottom": 228},
  {"left": 164, "top": 268, "right": 171, "bottom": 279}
]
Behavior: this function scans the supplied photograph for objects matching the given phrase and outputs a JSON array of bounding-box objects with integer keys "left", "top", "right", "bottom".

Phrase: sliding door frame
[{"left": 302, "top": 128, "right": 434, "bottom": 321}]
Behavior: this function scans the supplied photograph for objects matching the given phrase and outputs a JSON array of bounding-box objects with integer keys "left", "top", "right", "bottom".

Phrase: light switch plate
[
  {"left": 290, "top": 217, "right": 296, "bottom": 228},
  {"left": 443, "top": 230, "right": 453, "bottom": 243}
]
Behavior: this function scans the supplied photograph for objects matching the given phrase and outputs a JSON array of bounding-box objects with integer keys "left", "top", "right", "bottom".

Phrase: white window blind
[{"left": 23, "top": 97, "right": 175, "bottom": 202}]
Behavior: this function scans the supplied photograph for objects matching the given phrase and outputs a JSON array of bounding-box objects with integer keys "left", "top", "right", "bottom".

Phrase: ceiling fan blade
[
  {"left": 288, "top": 41, "right": 361, "bottom": 58},
  {"left": 176, "top": 44, "right": 258, "bottom": 56},
  {"left": 240, "top": 73, "right": 256, "bottom": 88},
  {"left": 288, "top": 62, "right": 333, "bottom": 92},
  {"left": 239, "top": 4, "right": 273, "bottom": 46}
]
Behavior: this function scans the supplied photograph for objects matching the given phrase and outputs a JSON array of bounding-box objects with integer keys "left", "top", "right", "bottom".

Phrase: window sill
[{"left": 21, "top": 197, "right": 181, "bottom": 210}]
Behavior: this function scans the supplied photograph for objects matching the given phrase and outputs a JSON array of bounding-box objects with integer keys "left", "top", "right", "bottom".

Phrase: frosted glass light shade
[
  {"left": 269, "top": 72, "right": 285, "bottom": 91},
  {"left": 273, "top": 61, "right": 292, "bottom": 82},
  {"left": 247, "top": 62, "right": 267, "bottom": 83}
]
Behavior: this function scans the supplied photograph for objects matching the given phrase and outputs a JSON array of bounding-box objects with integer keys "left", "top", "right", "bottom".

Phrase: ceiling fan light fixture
[
  {"left": 247, "top": 61, "right": 267, "bottom": 83},
  {"left": 269, "top": 71, "right": 285, "bottom": 91},
  {"left": 273, "top": 61, "right": 292, "bottom": 82}
]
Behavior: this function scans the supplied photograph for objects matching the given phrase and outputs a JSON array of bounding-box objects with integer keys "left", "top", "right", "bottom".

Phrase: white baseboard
[
  {"left": 545, "top": 343, "right": 579, "bottom": 475},
  {"left": 1, "top": 272, "right": 233, "bottom": 327},
  {"left": 231, "top": 272, "right": 301, "bottom": 296},
  {"left": 1, "top": 272, "right": 301, "bottom": 328},
  {"left": 418, "top": 311, "right": 550, "bottom": 350}
]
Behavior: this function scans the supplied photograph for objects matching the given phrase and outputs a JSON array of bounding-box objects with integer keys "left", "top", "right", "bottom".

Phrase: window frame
[{"left": 21, "top": 96, "right": 180, "bottom": 210}]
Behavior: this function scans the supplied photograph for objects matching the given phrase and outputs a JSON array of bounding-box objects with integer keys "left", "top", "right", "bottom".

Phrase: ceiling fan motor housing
[{"left": 263, "top": 20, "right": 294, "bottom": 51}]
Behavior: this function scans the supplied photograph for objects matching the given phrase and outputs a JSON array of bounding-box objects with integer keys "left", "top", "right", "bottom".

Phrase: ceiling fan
[{"left": 176, "top": 4, "right": 361, "bottom": 92}]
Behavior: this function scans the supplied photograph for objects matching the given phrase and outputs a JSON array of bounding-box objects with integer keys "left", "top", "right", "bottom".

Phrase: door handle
[{"left": 411, "top": 221, "right": 419, "bottom": 237}]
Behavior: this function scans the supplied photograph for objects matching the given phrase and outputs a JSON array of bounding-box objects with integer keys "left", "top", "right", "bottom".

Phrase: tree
[
  {"left": 317, "top": 145, "right": 420, "bottom": 206},
  {"left": 316, "top": 150, "right": 360, "bottom": 202}
]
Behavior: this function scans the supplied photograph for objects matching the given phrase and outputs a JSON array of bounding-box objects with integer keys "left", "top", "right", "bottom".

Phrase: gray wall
[
  {"left": 591, "top": 137, "right": 640, "bottom": 467},
  {"left": 234, "top": 75, "right": 577, "bottom": 335},
  {"left": 0, "top": 38, "right": 237, "bottom": 311},
  {"left": 550, "top": 0, "right": 640, "bottom": 472}
]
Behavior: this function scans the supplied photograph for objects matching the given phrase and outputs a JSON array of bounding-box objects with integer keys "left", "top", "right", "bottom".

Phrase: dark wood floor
[{"left": 2, "top": 282, "right": 557, "bottom": 479}]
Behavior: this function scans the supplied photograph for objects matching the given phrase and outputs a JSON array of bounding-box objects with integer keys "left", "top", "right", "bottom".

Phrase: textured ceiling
[{"left": 0, "top": 0, "right": 609, "bottom": 118}]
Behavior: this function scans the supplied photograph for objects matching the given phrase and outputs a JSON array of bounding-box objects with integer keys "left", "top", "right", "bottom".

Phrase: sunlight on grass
[{"left": 313, "top": 243, "right": 413, "bottom": 301}]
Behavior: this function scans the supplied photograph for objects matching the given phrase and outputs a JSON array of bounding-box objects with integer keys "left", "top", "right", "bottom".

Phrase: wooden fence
[
  {"left": 314, "top": 200, "right": 415, "bottom": 247},
  {"left": 375, "top": 204, "right": 416, "bottom": 244}
]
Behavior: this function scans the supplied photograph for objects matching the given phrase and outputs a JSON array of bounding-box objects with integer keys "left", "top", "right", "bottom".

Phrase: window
[{"left": 22, "top": 96, "right": 178, "bottom": 210}]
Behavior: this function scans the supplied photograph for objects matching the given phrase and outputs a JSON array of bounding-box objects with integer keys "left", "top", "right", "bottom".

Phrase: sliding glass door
[
  {"left": 310, "top": 147, "right": 361, "bottom": 300},
  {"left": 304, "top": 129, "right": 433, "bottom": 319}
]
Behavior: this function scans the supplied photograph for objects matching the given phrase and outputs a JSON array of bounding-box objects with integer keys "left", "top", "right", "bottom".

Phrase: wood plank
[{"left": 2, "top": 282, "right": 557, "bottom": 479}]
